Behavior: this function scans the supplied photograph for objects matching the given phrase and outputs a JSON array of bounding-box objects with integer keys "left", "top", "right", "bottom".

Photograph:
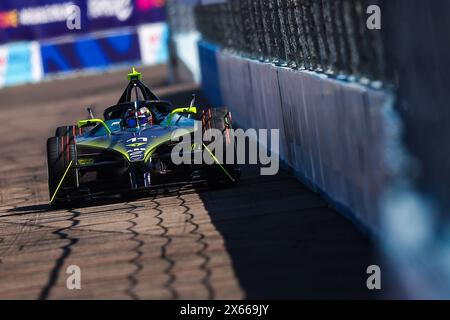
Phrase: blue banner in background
[
  {"left": 0, "top": 0, "right": 166, "bottom": 44},
  {"left": 40, "top": 30, "right": 141, "bottom": 74}
]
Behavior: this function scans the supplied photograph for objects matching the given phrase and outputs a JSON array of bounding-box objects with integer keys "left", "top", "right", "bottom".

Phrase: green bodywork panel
[{"left": 76, "top": 114, "right": 198, "bottom": 163}]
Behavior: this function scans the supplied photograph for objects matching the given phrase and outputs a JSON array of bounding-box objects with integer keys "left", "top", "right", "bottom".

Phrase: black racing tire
[
  {"left": 202, "top": 108, "right": 227, "bottom": 142},
  {"left": 203, "top": 107, "right": 240, "bottom": 188},
  {"left": 47, "top": 135, "right": 78, "bottom": 208},
  {"left": 55, "top": 125, "right": 84, "bottom": 137}
]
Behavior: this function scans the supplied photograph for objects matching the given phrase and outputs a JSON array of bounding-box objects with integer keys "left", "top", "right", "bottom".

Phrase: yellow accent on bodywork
[
  {"left": 127, "top": 142, "right": 147, "bottom": 148},
  {"left": 143, "top": 127, "right": 196, "bottom": 162},
  {"left": 49, "top": 160, "right": 73, "bottom": 205},
  {"left": 203, "top": 143, "right": 235, "bottom": 182},
  {"left": 76, "top": 140, "right": 130, "bottom": 161},
  {"left": 78, "top": 119, "right": 111, "bottom": 135},
  {"left": 77, "top": 159, "right": 94, "bottom": 165}
]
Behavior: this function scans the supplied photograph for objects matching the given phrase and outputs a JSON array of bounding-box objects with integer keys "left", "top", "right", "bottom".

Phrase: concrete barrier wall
[
  {"left": 202, "top": 41, "right": 393, "bottom": 232},
  {"left": 198, "top": 40, "right": 222, "bottom": 105}
]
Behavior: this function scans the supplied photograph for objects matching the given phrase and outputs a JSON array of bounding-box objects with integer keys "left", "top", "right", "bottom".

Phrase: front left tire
[
  {"left": 47, "top": 135, "right": 78, "bottom": 208},
  {"left": 55, "top": 125, "right": 84, "bottom": 137}
]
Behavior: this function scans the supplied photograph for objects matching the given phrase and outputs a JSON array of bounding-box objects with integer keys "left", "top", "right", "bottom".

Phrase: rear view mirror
[
  {"left": 87, "top": 107, "right": 95, "bottom": 119},
  {"left": 190, "top": 94, "right": 196, "bottom": 108}
]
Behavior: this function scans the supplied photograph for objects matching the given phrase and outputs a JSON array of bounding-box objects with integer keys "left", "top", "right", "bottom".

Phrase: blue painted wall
[{"left": 198, "top": 40, "right": 222, "bottom": 107}]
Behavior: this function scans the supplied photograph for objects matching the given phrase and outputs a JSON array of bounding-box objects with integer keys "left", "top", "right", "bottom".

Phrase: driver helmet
[{"left": 123, "top": 107, "right": 153, "bottom": 128}]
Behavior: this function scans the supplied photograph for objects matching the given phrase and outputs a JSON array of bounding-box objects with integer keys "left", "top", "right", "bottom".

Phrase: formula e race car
[{"left": 46, "top": 68, "right": 240, "bottom": 207}]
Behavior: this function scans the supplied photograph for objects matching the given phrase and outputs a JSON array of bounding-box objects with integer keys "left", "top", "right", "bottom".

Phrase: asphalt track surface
[{"left": 0, "top": 65, "right": 382, "bottom": 299}]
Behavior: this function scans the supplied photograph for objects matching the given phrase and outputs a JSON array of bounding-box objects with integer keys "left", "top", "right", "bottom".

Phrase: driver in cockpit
[{"left": 122, "top": 107, "right": 154, "bottom": 128}]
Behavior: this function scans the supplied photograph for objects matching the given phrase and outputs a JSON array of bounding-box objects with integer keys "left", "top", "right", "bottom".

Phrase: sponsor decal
[
  {"left": 19, "top": 2, "right": 75, "bottom": 26},
  {"left": 136, "top": 0, "right": 165, "bottom": 12},
  {"left": 0, "top": 10, "right": 18, "bottom": 29},
  {"left": 126, "top": 137, "right": 148, "bottom": 161},
  {"left": 138, "top": 22, "right": 168, "bottom": 66},
  {"left": 0, "top": 3, "right": 75, "bottom": 29},
  {"left": 0, "top": 0, "right": 165, "bottom": 43},
  {"left": 87, "top": 0, "right": 133, "bottom": 22}
]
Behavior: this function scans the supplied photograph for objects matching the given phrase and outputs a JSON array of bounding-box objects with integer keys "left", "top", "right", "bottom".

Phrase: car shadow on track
[
  {"left": 3, "top": 204, "right": 50, "bottom": 216},
  {"left": 4, "top": 185, "right": 209, "bottom": 216},
  {"left": 198, "top": 165, "right": 384, "bottom": 299}
]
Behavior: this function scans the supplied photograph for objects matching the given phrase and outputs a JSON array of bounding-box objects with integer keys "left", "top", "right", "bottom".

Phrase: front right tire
[{"left": 203, "top": 107, "right": 241, "bottom": 188}]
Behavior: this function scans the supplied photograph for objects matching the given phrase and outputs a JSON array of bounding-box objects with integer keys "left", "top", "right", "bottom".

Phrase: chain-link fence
[
  {"left": 194, "top": 0, "right": 386, "bottom": 85},
  {"left": 167, "top": 0, "right": 198, "bottom": 35}
]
